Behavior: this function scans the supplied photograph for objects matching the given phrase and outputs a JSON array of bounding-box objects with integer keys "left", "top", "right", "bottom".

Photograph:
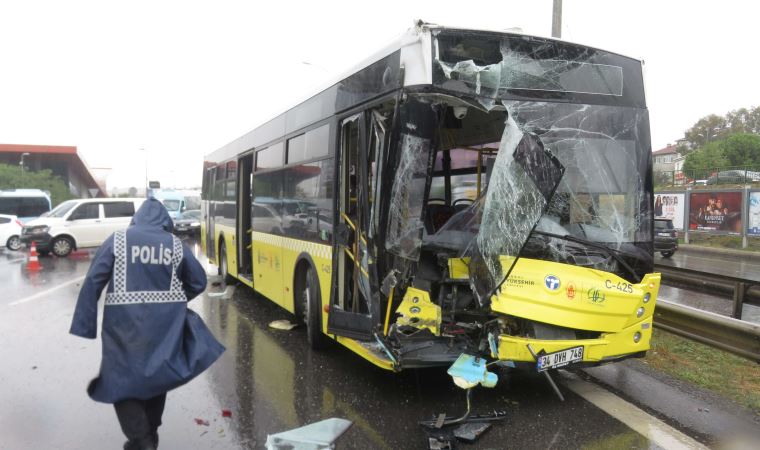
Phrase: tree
[
  {"left": 720, "top": 133, "right": 760, "bottom": 167},
  {"left": 725, "top": 107, "right": 760, "bottom": 135},
  {"left": 683, "top": 106, "right": 760, "bottom": 150},
  {"left": 0, "top": 163, "right": 74, "bottom": 207},
  {"left": 683, "top": 114, "right": 728, "bottom": 151},
  {"left": 681, "top": 141, "right": 728, "bottom": 175}
]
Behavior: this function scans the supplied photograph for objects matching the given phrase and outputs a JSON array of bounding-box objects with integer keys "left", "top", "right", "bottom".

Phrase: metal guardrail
[
  {"left": 654, "top": 263, "right": 758, "bottom": 320},
  {"left": 654, "top": 300, "right": 760, "bottom": 363}
]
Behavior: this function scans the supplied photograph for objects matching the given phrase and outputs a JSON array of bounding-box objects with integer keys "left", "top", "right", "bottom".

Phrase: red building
[{"left": 0, "top": 143, "right": 106, "bottom": 197}]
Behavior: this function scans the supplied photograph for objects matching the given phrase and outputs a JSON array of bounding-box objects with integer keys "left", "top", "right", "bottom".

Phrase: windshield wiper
[{"left": 531, "top": 230, "right": 640, "bottom": 281}]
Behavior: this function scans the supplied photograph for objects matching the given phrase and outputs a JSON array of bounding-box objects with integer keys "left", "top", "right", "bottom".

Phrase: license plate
[
  {"left": 536, "top": 346, "right": 584, "bottom": 372},
  {"left": 657, "top": 232, "right": 671, "bottom": 236}
]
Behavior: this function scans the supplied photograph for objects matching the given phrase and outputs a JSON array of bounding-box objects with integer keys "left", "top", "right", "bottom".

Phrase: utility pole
[
  {"left": 19, "top": 152, "right": 30, "bottom": 180},
  {"left": 139, "top": 148, "right": 148, "bottom": 197},
  {"left": 552, "top": 0, "right": 563, "bottom": 38}
]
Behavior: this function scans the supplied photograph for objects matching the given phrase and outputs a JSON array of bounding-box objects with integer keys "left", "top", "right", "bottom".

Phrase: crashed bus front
[{"left": 375, "top": 27, "right": 658, "bottom": 372}]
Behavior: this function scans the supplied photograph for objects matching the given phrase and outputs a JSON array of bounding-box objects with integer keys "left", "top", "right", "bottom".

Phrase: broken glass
[
  {"left": 434, "top": 32, "right": 628, "bottom": 111},
  {"left": 385, "top": 132, "right": 432, "bottom": 261},
  {"left": 464, "top": 111, "right": 564, "bottom": 303}
]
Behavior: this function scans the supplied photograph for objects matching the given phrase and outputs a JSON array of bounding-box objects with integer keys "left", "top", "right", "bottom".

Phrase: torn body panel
[
  {"left": 378, "top": 87, "right": 655, "bottom": 371},
  {"left": 343, "top": 27, "right": 657, "bottom": 374}
]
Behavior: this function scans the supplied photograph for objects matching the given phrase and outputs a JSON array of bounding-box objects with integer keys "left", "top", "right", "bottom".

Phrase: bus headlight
[
  {"left": 643, "top": 293, "right": 651, "bottom": 303},
  {"left": 636, "top": 307, "right": 645, "bottom": 318},
  {"left": 633, "top": 332, "right": 642, "bottom": 343}
]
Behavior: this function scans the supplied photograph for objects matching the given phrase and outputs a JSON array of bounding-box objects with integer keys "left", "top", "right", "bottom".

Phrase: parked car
[
  {"left": 706, "top": 170, "right": 760, "bottom": 185},
  {"left": 0, "top": 214, "right": 24, "bottom": 251},
  {"left": 172, "top": 209, "right": 201, "bottom": 237},
  {"left": 0, "top": 189, "right": 52, "bottom": 223},
  {"left": 20, "top": 198, "right": 145, "bottom": 257},
  {"left": 654, "top": 218, "right": 678, "bottom": 258}
]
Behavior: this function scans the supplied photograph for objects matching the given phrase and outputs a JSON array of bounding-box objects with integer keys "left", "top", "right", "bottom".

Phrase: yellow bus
[{"left": 201, "top": 23, "right": 660, "bottom": 374}]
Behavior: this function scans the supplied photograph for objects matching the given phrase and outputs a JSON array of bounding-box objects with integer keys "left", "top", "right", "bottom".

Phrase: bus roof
[{"left": 204, "top": 22, "right": 645, "bottom": 165}]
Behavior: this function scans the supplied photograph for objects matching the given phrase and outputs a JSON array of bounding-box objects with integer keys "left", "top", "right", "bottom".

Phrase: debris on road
[
  {"left": 423, "top": 429, "right": 456, "bottom": 450},
  {"left": 222, "top": 409, "right": 232, "bottom": 418},
  {"left": 268, "top": 320, "right": 298, "bottom": 331},
  {"left": 265, "top": 417, "right": 352, "bottom": 449},
  {"left": 419, "top": 354, "right": 506, "bottom": 445},
  {"left": 453, "top": 422, "right": 491, "bottom": 442},
  {"left": 194, "top": 418, "right": 210, "bottom": 426}
]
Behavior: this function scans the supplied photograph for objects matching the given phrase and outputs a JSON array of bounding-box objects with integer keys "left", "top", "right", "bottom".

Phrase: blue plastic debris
[{"left": 446, "top": 354, "right": 498, "bottom": 389}]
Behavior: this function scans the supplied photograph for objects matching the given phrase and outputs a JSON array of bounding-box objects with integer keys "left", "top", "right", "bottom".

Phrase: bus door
[
  {"left": 327, "top": 113, "right": 378, "bottom": 340},
  {"left": 237, "top": 153, "right": 254, "bottom": 282},
  {"left": 204, "top": 167, "right": 216, "bottom": 260}
]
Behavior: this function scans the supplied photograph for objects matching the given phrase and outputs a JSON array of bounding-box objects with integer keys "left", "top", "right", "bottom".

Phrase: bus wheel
[
  {"left": 300, "top": 267, "right": 329, "bottom": 350},
  {"left": 218, "top": 242, "right": 234, "bottom": 286}
]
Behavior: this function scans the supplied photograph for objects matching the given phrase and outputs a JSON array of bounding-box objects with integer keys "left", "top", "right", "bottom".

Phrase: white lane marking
[
  {"left": 561, "top": 373, "right": 709, "bottom": 450},
  {"left": 9, "top": 275, "right": 87, "bottom": 306},
  {"left": 3, "top": 256, "right": 27, "bottom": 264}
]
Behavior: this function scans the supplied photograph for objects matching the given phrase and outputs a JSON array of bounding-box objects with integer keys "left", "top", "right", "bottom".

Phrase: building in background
[
  {"left": 652, "top": 143, "right": 681, "bottom": 172},
  {"left": 0, "top": 144, "right": 106, "bottom": 198}
]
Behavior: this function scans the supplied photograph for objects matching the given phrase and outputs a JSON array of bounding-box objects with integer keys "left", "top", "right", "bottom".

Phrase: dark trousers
[{"left": 114, "top": 393, "right": 167, "bottom": 450}]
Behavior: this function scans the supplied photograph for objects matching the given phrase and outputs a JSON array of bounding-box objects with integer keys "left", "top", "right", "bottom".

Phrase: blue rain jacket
[{"left": 70, "top": 198, "right": 225, "bottom": 403}]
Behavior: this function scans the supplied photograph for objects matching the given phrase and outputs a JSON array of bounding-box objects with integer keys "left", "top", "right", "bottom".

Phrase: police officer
[{"left": 70, "top": 198, "right": 225, "bottom": 450}]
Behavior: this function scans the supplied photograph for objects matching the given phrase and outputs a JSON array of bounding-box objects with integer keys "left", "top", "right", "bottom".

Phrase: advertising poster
[
  {"left": 688, "top": 192, "right": 742, "bottom": 233},
  {"left": 748, "top": 192, "right": 760, "bottom": 236},
  {"left": 654, "top": 193, "right": 685, "bottom": 230}
]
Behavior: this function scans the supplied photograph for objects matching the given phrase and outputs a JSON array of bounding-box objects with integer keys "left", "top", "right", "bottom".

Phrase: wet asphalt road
[
  {"left": 657, "top": 250, "right": 760, "bottom": 283},
  {"left": 655, "top": 252, "right": 760, "bottom": 323},
  {"left": 0, "top": 242, "right": 735, "bottom": 449}
]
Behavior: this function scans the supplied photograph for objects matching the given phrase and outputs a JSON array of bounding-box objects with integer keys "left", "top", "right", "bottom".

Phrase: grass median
[{"left": 644, "top": 328, "right": 760, "bottom": 413}]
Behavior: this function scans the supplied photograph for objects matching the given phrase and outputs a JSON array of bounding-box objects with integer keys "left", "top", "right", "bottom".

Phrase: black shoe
[{"left": 123, "top": 437, "right": 157, "bottom": 450}]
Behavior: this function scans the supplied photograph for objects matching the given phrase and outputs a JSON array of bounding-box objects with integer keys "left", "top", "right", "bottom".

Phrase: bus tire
[
  {"left": 298, "top": 266, "right": 329, "bottom": 350},
  {"left": 218, "top": 241, "right": 235, "bottom": 285}
]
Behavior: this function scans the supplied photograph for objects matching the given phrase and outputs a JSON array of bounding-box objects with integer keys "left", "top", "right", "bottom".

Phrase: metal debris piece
[
  {"left": 268, "top": 320, "right": 298, "bottom": 331},
  {"left": 265, "top": 418, "right": 352, "bottom": 450},
  {"left": 453, "top": 422, "right": 491, "bottom": 442},
  {"left": 427, "top": 436, "right": 456, "bottom": 450},
  {"left": 207, "top": 285, "right": 235, "bottom": 299}
]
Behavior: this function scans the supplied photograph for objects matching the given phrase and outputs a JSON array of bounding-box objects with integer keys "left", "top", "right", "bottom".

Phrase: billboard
[
  {"left": 654, "top": 193, "right": 685, "bottom": 230},
  {"left": 688, "top": 192, "right": 743, "bottom": 233},
  {"left": 749, "top": 192, "right": 760, "bottom": 236}
]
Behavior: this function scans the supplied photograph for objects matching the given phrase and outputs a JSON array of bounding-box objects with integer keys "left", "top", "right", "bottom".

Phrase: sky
[{"left": 1, "top": 0, "right": 758, "bottom": 191}]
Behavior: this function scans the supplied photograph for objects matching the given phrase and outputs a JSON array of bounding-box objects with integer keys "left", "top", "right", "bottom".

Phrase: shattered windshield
[{"left": 406, "top": 96, "right": 651, "bottom": 295}]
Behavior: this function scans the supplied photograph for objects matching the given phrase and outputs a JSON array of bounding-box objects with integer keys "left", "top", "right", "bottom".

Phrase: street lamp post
[
  {"left": 138, "top": 148, "right": 148, "bottom": 197},
  {"left": 19, "top": 152, "right": 30, "bottom": 180}
]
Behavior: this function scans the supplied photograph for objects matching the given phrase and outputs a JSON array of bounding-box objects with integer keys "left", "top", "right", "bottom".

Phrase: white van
[
  {"left": 21, "top": 198, "right": 145, "bottom": 256},
  {"left": 152, "top": 189, "right": 200, "bottom": 219}
]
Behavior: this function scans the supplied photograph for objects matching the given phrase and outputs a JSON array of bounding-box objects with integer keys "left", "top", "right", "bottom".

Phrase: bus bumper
[{"left": 491, "top": 317, "right": 653, "bottom": 365}]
